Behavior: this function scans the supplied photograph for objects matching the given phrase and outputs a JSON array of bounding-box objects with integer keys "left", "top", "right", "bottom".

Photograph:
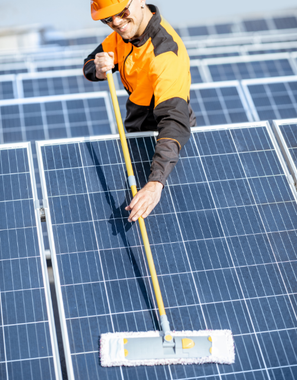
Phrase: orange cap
[{"left": 91, "top": 0, "right": 130, "bottom": 21}]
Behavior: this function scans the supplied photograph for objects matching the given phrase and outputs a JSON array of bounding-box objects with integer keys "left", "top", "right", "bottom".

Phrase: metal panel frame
[
  {"left": 0, "top": 141, "right": 62, "bottom": 380},
  {"left": 273, "top": 118, "right": 297, "bottom": 190}
]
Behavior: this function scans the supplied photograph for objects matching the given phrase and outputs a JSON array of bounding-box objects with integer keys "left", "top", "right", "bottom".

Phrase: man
[{"left": 83, "top": 0, "right": 196, "bottom": 222}]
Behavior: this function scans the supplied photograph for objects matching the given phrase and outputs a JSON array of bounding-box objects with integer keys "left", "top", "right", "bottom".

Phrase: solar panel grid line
[{"left": 0, "top": 142, "right": 62, "bottom": 380}]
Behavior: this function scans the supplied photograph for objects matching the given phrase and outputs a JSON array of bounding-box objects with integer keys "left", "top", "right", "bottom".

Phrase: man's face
[{"left": 107, "top": 0, "right": 146, "bottom": 40}]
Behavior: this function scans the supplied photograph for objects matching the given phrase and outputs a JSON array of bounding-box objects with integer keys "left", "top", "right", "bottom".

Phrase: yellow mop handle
[{"left": 106, "top": 71, "right": 166, "bottom": 318}]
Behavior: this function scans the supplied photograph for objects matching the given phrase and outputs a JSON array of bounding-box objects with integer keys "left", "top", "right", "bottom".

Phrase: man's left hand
[{"left": 125, "top": 181, "right": 163, "bottom": 222}]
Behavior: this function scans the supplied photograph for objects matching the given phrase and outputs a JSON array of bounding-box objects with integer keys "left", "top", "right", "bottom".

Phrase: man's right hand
[{"left": 94, "top": 52, "right": 115, "bottom": 80}]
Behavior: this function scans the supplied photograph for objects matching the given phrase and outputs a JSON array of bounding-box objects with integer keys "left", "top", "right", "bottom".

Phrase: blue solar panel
[
  {"left": 187, "top": 25, "right": 209, "bottom": 37},
  {"left": 0, "top": 81, "right": 15, "bottom": 100},
  {"left": 0, "top": 143, "right": 61, "bottom": 380},
  {"left": 208, "top": 59, "right": 295, "bottom": 82},
  {"left": 242, "top": 19, "right": 269, "bottom": 32},
  {"left": 214, "top": 23, "right": 233, "bottom": 34},
  {"left": 273, "top": 16, "right": 297, "bottom": 30},
  {"left": 190, "top": 83, "right": 250, "bottom": 125},
  {"left": 22, "top": 74, "right": 109, "bottom": 97},
  {"left": 37, "top": 122, "right": 297, "bottom": 380},
  {"left": 243, "top": 78, "right": 297, "bottom": 121},
  {"left": 0, "top": 94, "right": 112, "bottom": 144},
  {"left": 190, "top": 65, "right": 203, "bottom": 83}
]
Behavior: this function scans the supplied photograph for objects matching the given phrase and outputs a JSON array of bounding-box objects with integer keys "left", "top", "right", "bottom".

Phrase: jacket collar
[{"left": 123, "top": 4, "right": 160, "bottom": 47}]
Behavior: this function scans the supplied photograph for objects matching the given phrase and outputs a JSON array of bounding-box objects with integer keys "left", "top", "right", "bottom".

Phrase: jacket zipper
[{"left": 122, "top": 46, "right": 133, "bottom": 93}]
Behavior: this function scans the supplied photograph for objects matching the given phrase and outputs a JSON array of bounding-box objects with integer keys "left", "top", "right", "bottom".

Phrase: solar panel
[
  {"left": 0, "top": 92, "right": 114, "bottom": 144},
  {"left": 242, "top": 18, "right": 269, "bottom": 32},
  {"left": 36, "top": 121, "right": 297, "bottom": 380},
  {"left": 187, "top": 25, "right": 210, "bottom": 37},
  {"left": 190, "top": 82, "right": 252, "bottom": 125},
  {"left": 19, "top": 70, "right": 117, "bottom": 98},
  {"left": 206, "top": 54, "right": 296, "bottom": 82},
  {"left": 273, "top": 118, "right": 297, "bottom": 188},
  {"left": 190, "top": 63, "right": 204, "bottom": 83},
  {"left": 214, "top": 23, "right": 234, "bottom": 34},
  {"left": 0, "top": 142, "right": 62, "bottom": 380},
  {"left": 273, "top": 16, "right": 297, "bottom": 30},
  {"left": 242, "top": 76, "right": 297, "bottom": 121},
  {"left": 0, "top": 76, "right": 16, "bottom": 100}
]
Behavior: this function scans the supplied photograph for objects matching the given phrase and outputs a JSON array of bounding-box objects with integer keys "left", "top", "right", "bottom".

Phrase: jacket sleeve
[
  {"left": 83, "top": 32, "right": 119, "bottom": 82},
  {"left": 148, "top": 52, "right": 195, "bottom": 186},
  {"left": 83, "top": 44, "right": 104, "bottom": 82}
]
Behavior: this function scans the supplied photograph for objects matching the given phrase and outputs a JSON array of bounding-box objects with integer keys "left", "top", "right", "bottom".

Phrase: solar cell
[
  {"left": 37, "top": 121, "right": 297, "bottom": 380},
  {"left": 0, "top": 142, "right": 61, "bottom": 380},
  {"left": 242, "top": 76, "right": 297, "bottom": 121},
  {"left": 190, "top": 82, "right": 252, "bottom": 125}
]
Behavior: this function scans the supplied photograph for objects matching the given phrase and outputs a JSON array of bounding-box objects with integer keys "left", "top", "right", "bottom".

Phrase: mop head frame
[{"left": 100, "top": 329, "right": 234, "bottom": 367}]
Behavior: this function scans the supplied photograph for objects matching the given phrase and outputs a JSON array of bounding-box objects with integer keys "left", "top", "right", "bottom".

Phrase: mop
[{"left": 100, "top": 70, "right": 235, "bottom": 367}]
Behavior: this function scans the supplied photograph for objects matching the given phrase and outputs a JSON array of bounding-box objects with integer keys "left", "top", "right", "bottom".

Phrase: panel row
[
  {"left": 1, "top": 53, "right": 297, "bottom": 100},
  {"left": 42, "top": 12, "right": 297, "bottom": 47},
  {"left": 1, "top": 33, "right": 297, "bottom": 75},
  {"left": 0, "top": 77, "right": 297, "bottom": 147}
]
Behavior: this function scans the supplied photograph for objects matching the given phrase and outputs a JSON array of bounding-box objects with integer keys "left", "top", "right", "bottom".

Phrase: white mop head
[{"left": 100, "top": 330, "right": 234, "bottom": 367}]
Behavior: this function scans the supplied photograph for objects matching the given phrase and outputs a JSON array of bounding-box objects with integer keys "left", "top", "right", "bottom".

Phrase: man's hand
[
  {"left": 94, "top": 52, "right": 115, "bottom": 80},
  {"left": 125, "top": 181, "right": 163, "bottom": 222}
]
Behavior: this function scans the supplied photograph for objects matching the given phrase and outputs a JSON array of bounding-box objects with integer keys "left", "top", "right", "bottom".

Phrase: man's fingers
[
  {"left": 127, "top": 198, "right": 147, "bottom": 222},
  {"left": 125, "top": 182, "right": 163, "bottom": 221}
]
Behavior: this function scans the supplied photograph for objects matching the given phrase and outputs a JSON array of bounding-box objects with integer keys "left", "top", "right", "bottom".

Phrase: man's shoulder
[{"left": 150, "top": 17, "right": 185, "bottom": 58}]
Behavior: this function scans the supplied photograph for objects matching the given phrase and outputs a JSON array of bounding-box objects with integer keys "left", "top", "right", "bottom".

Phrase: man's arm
[{"left": 125, "top": 100, "right": 192, "bottom": 222}]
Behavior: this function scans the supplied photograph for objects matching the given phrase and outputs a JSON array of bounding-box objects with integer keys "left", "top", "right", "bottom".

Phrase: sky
[{"left": 0, "top": 0, "right": 296, "bottom": 32}]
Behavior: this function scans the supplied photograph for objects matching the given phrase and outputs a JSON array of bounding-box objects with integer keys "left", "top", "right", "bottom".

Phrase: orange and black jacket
[{"left": 83, "top": 5, "right": 196, "bottom": 186}]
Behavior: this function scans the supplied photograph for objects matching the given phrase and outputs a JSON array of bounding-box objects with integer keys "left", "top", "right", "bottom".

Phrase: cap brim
[{"left": 91, "top": 0, "right": 130, "bottom": 21}]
